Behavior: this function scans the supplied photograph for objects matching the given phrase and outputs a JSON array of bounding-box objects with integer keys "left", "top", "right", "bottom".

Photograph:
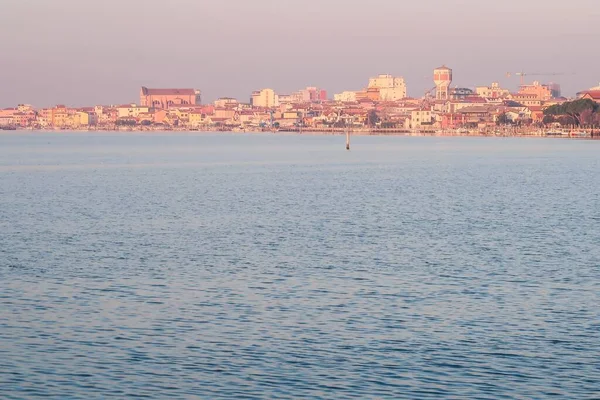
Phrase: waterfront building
[
  {"left": 475, "top": 82, "right": 510, "bottom": 99},
  {"left": 117, "top": 104, "right": 150, "bottom": 119},
  {"left": 0, "top": 108, "right": 17, "bottom": 116},
  {"left": 445, "top": 97, "right": 488, "bottom": 114},
  {"left": 366, "top": 87, "right": 381, "bottom": 101},
  {"left": 367, "top": 74, "right": 407, "bottom": 101},
  {"left": 51, "top": 105, "right": 69, "bottom": 128},
  {"left": 0, "top": 115, "right": 14, "bottom": 126},
  {"left": 251, "top": 88, "right": 279, "bottom": 108},
  {"left": 378, "top": 87, "right": 406, "bottom": 101},
  {"left": 579, "top": 91, "right": 600, "bottom": 103},
  {"left": 576, "top": 83, "right": 600, "bottom": 102},
  {"left": 77, "top": 107, "right": 98, "bottom": 126},
  {"left": 153, "top": 110, "right": 168, "bottom": 124},
  {"left": 237, "top": 110, "right": 255, "bottom": 125},
  {"left": 517, "top": 81, "right": 558, "bottom": 101},
  {"left": 334, "top": 91, "right": 358, "bottom": 102},
  {"left": 75, "top": 111, "right": 94, "bottom": 127},
  {"left": 509, "top": 93, "right": 543, "bottom": 107},
  {"left": 140, "top": 87, "right": 201, "bottom": 109},
  {"left": 357, "top": 96, "right": 375, "bottom": 108},
  {"left": 0, "top": 108, "right": 17, "bottom": 126},
  {"left": 188, "top": 111, "right": 210, "bottom": 127},
  {"left": 0, "top": 107, "right": 36, "bottom": 127},
  {"left": 12, "top": 112, "right": 35, "bottom": 127},
  {"left": 449, "top": 88, "right": 475, "bottom": 101},
  {"left": 17, "top": 104, "right": 34, "bottom": 112},
  {"left": 36, "top": 108, "right": 52, "bottom": 127},
  {"left": 214, "top": 108, "right": 236, "bottom": 120},
  {"left": 407, "top": 109, "right": 434, "bottom": 129},
  {"left": 137, "top": 112, "right": 155, "bottom": 125},
  {"left": 172, "top": 108, "right": 191, "bottom": 123},
  {"left": 527, "top": 106, "right": 545, "bottom": 122},
  {"left": 277, "top": 94, "right": 294, "bottom": 105},
  {"left": 294, "top": 87, "right": 327, "bottom": 102},
  {"left": 214, "top": 98, "right": 238, "bottom": 108},
  {"left": 32, "top": 105, "right": 89, "bottom": 129},
  {"left": 96, "top": 107, "right": 118, "bottom": 126},
  {"left": 455, "top": 105, "right": 497, "bottom": 127}
]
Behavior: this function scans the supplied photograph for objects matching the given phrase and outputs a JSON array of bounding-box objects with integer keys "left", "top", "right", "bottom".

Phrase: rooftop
[
  {"left": 579, "top": 90, "right": 600, "bottom": 100},
  {"left": 457, "top": 105, "right": 496, "bottom": 113},
  {"left": 141, "top": 87, "right": 196, "bottom": 96}
]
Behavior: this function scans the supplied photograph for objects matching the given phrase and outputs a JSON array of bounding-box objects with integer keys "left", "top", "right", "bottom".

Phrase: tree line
[{"left": 543, "top": 99, "right": 600, "bottom": 126}]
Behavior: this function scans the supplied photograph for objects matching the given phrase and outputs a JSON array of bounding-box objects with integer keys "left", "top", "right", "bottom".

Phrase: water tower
[{"left": 434, "top": 65, "right": 452, "bottom": 100}]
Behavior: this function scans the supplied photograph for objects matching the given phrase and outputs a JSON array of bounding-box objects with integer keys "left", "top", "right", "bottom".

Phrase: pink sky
[{"left": 0, "top": 0, "right": 598, "bottom": 107}]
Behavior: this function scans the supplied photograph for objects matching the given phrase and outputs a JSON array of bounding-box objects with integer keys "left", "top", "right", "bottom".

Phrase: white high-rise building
[
  {"left": 251, "top": 89, "right": 279, "bottom": 108},
  {"left": 367, "top": 74, "right": 407, "bottom": 100},
  {"left": 334, "top": 91, "right": 358, "bottom": 102}
]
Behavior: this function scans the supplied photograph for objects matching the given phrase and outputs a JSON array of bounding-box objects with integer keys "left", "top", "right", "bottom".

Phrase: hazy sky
[{"left": 1, "top": 0, "right": 599, "bottom": 107}]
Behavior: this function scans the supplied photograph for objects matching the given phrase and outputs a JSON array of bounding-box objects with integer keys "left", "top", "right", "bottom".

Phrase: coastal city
[
  {"left": 3, "top": 0, "right": 600, "bottom": 398},
  {"left": 2, "top": 65, "right": 600, "bottom": 136}
]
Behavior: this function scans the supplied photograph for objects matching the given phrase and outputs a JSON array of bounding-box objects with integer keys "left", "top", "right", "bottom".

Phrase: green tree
[
  {"left": 594, "top": 111, "right": 600, "bottom": 127},
  {"left": 496, "top": 113, "right": 510, "bottom": 125},
  {"left": 542, "top": 115, "right": 554, "bottom": 125},
  {"left": 367, "top": 110, "right": 380, "bottom": 127},
  {"left": 116, "top": 119, "right": 136, "bottom": 126},
  {"left": 544, "top": 99, "right": 599, "bottom": 126},
  {"left": 557, "top": 115, "right": 576, "bottom": 126}
]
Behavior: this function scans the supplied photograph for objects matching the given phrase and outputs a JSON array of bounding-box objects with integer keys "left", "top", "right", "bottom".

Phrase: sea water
[{"left": 1, "top": 133, "right": 599, "bottom": 399}]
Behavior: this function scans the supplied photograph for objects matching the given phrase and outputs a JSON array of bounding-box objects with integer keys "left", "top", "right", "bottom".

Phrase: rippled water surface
[{"left": 1, "top": 132, "right": 599, "bottom": 399}]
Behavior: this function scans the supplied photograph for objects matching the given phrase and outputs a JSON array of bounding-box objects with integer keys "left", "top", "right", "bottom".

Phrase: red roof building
[
  {"left": 578, "top": 90, "right": 600, "bottom": 102},
  {"left": 140, "top": 87, "right": 201, "bottom": 109}
]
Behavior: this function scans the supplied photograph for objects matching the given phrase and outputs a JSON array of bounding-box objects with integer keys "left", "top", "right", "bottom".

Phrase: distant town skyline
[{"left": 1, "top": 0, "right": 599, "bottom": 107}]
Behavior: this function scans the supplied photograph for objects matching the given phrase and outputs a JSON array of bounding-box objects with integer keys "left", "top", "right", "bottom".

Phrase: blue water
[{"left": 1, "top": 132, "right": 599, "bottom": 399}]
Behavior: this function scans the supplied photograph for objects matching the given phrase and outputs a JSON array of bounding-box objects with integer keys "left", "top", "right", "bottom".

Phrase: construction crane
[{"left": 506, "top": 72, "right": 567, "bottom": 86}]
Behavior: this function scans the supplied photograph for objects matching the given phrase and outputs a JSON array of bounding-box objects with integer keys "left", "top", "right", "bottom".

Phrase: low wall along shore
[{"left": 3, "top": 126, "right": 599, "bottom": 139}]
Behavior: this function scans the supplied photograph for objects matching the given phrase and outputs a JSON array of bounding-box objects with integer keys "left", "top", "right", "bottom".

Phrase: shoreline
[{"left": 1, "top": 128, "right": 598, "bottom": 140}]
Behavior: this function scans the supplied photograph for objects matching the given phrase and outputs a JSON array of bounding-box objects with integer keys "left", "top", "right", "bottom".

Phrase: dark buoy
[{"left": 345, "top": 130, "right": 350, "bottom": 150}]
